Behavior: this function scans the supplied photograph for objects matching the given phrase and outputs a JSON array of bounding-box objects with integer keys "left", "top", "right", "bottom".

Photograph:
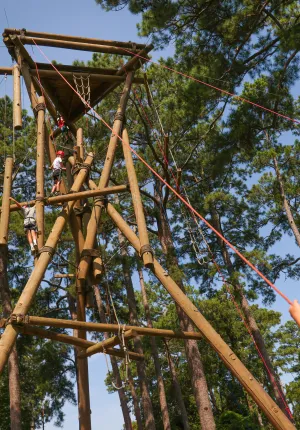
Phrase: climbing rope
[{"left": 73, "top": 74, "right": 91, "bottom": 108}]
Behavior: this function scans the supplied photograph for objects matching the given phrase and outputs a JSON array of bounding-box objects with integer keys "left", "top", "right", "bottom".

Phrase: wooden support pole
[
  {"left": 35, "top": 96, "right": 45, "bottom": 247},
  {"left": 122, "top": 128, "right": 153, "bottom": 267},
  {"left": 20, "top": 36, "right": 141, "bottom": 56},
  {"left": 78, "top": 329, "right": 137, "bottom": 358},
  {"left": 0, "top": 154, "right": 94, "bottom": 375},
  {"left": 0, "top": 157, "right": 14, "bottom": 244},
  {"left": 3, "top": 29, "right": 147, "bottom": 49},
  {"left": 106, "top": 203, "right": 295, "bottom": 430},
  {"left": 2, "top": 316, "right": 203, "bottom": 341},
  {"left": 7, "top": 185, "right": 128, "bottom": 212},
  {"left": 77, "top": 71, "right": 134, "bottom": 280},
  {"left": 13, "top": 325, "right": 143, "bottom": 361},
  {"left": 13, "top": 64, "right": 22, "bottom": 130},
  {"left": 77, "top": 128, "right": 84, "bottom": 161},
  {"left": 0, "top": 156, "right": 22, "bottom": 430}
]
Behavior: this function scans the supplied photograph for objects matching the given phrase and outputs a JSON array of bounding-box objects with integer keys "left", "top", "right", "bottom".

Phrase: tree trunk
[
  {"left": 138, "top": 268, "right": 171, "bottom": 430},
  {"left": 128, "top": 367, "right": 144, "bottom": 430},
  {"left": 92, "top": 285, "right": 133, "bottom": 430},
  {"left": 164, "top": 341, "right": 190, "bottom": 430},
  {"left": 273, "top": 155, "right": 300, "bottom": 247},
  {"left": 0, "top": 244, "right": 22, "bottom": 430},
  {"left": 154, "top": 184, "right": 216, "bottom": 430},
  {"left": 67, "top": 292, "right": 80, "bottom": 413},
  {"left": 117, "top": 229, "right": 156, "bottom": 430},
  {"left": 210, "top": 207, "right": 291, "bottom": 418}
]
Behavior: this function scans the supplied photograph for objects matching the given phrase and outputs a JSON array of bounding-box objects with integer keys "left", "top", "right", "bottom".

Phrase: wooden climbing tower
[{"left": 0, "top": 28, "right": 296, "bottom": 430}]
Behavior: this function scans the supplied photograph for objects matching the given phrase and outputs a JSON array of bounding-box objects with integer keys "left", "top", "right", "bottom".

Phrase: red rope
[
  {"left": 120, "top": 48, "right": 300, "bottom": 126},
  {"left": 31, "top": 39, "right": 294, "bottom": 417},
  {"left": 126, "top": 74, "right": 293, "bottom": 417},
  {"left": 31, "top": 39, "right": 293, "bottom": 307}
]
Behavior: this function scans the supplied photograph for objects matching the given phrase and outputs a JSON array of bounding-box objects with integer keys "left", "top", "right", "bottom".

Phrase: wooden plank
[{"left": 30, "top": 69, "right": 148, "bottom": 84}]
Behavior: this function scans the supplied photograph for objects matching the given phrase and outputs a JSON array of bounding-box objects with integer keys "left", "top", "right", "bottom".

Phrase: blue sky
[{"left": 0, "top": 1, "right": 299, "bottom": 429}]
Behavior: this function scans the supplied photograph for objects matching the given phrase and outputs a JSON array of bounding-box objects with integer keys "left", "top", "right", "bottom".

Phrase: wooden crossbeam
[
  {"left": 0, "top": 67, "right": 13, "bottom": 75},
  {"left": 3, "top": 28, "right": 147, "bottom": 50},
  {"left": 0, "top": 316, "right": 203, "bottom": 341},
  {"left": 14, "top": 325, "right": 143, "bottom": 361},
  {"left": 54, "top": 274, "right": 75, "bottom": 279},
  {"left": 30, "top": 69, "right": 150, "bottom": 84},
  {"left": 17, "top": 36, "right": 141, "bottom": 56},
  {"left": 78, "top": 329, "right": 137, "bottom": 358},
  {"left": 7, "top": 185, "right": 128, "bottom": 212}
]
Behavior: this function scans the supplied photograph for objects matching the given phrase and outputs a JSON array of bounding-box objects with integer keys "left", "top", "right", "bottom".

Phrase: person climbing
[
  {"left": 50, "top": 150, "right": 66, "bottom": 196},
  {"left": 9, "top": 197, "right": 38, "bottom": 253},
  {"left": 57, "top": 115, "right": 69, "bottom": 134},
  {"left": 289, "top": 299, "right": 300, "bottom": 328},
  {"left": 57, "top": 115, "right": 73, "bottom": 143}
]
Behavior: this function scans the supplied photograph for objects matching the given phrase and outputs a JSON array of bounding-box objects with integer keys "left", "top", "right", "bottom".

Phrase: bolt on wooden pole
[
  {"left": 106, "top": 202, "right": 295, "bottom": 430},
  {"left": 77, "top": 71, "right": 134, "bottom": 280},
  {"left": 35, "top": 96, "right": 45, "bottom": 247},
  {"left": 13, "top": 64, "right": 22, "bottom": 130},
  {"left": 122, "top": 128, "right": 153, "bottom": 267},
  {"left": 0, "top": 154, "right": 94, "bottom": 375}
]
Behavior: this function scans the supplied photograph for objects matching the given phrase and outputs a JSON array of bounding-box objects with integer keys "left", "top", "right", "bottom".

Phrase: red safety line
[
  {"left": 124, "top": 74, "right": 293, "bottom": 417},
  {"left": 120, "top": 48, "right": 300, "bottom": 126},
  {"left": 31, "top": 39, "right": 293, "bottom": 307}
]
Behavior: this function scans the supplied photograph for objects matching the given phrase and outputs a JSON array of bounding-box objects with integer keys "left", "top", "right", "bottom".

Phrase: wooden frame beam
[
  {"left": 14, "top": 325, "right": 143, "bottom": 361},
  {"left": 7, "top": 185, "right": 128, "bottom": 212},
  {"left": 16, "top": 36, "right": 141, "bottom": 56},
  {"left": 0, "top": 316, "right": 203, "bottom": 341},
  {"left": 3, "top": 29, "right": 147, "bottom": 50},
  {"left": 78, "top": 330, "right": 137, "bottom": 358},
  {"left": 30, "top": 69, "right": 149, "bottom": 84}
]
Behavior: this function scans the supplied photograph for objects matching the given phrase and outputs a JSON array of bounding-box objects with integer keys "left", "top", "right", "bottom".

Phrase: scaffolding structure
[{"left": 0, "top": 29, "right": 296, "bottom": 430}]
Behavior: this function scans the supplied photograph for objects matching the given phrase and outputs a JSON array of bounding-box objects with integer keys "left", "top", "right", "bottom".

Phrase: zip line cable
[{"left": 31, "top": 38, "right": 293, "bottom": 307}]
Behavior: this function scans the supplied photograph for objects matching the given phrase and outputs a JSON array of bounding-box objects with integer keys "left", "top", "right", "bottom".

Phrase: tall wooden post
[
  {"left": 77, "top": 128, "right": 84, "bottom": 160},
  {"left": 35, "top": 96, "right": 45, "bottom": 248},
  {"left": 13, "top": 64, "right": 22, "bottom": 130},
  {"left": 76, "top": 278, "right": 91, "bottom": 430},
  {"left": 77, "top": 71, "right": 134, "bottom": 280},
  {"left": 106, "top": 203, "right": 295, "bottom": 430},
  {"left": 122, "top": 128, "right": 153, "bottom": 267},
  {"left": 0, "top": 157, "right": 22, "bottom": 430},
  {"left": 0, "top": 154, "right": 94, "bottom": 375}
]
